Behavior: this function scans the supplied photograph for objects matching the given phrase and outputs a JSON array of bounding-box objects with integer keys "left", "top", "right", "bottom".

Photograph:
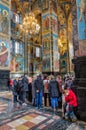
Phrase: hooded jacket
[{"left": 49, "top": 79, "right": 59, "bottom": 98}]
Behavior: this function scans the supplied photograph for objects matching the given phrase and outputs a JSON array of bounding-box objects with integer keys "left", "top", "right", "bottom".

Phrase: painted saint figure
[
  {"left": 0, "top": 42, "right": 8, "bottom": 66},
  {"left": 2, "top": 10, "right": 9, "bottom": 34},
  {"left": 79, "top": 0, "right": 86, "bottom": 22}
]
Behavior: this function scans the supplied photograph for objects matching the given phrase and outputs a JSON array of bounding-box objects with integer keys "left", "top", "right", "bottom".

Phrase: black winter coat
[
  {"left": 49, "top": 79, "right": 59, "bottom": 98},
  {"left": 22, "top": 76, "right": 28, "bottom": 91},
  {"left": 12, "top": 79, "right": 18, "bottom": 95},
  {"left": 34, "top": 77, "right": 43, "bottom": 92},
  {"left": 17, "top": 79, "right": 23, "bottom": 91}
]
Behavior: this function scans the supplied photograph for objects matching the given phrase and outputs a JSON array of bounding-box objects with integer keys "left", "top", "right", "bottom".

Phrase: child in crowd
[{"left": 63, "top": 85, "right": 77, "bottom": 122}]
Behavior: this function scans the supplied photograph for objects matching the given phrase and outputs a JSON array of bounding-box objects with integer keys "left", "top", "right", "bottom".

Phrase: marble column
[
  {"left": 72, "top": 0, "right": 86, "bottom": 121},
  {"left": 23, "top": 35, "right": 28, "bottom": 75},
  {"left": 0, "top": 0, "right": 10, "bottom": 90},
  {"left": 42, "top": 0, "right": 59, "bottom": 75}
]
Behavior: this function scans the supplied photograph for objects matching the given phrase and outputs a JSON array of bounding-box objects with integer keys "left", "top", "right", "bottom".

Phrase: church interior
[
  {"left": 0, "top": 0, "right": 86, "bottom": 78},
  {"left": 10, "top": 0, "right": 75, "bottom": 77},
  {"left": 0, "top": 0, "right": 86, "bottom": 124},
  {"left": 0, "top": 0, "right": 86, "bottom": 86}
]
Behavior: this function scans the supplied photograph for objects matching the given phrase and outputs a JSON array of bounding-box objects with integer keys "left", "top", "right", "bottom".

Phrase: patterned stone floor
[
  {"left": 0, "top": 91, "right": 86, "bottom": 130},
  {"left": 0, "top": 101, "right": 8, "bottom": 112},
  {"left": 0, "top": 109, "right": 61, "bottom": 130},
  {"left": 0, "top": 91, "right": 13, "bottom": 100},
  {"left": 0, "top": 91, "right": 13, "bottom": 116}
]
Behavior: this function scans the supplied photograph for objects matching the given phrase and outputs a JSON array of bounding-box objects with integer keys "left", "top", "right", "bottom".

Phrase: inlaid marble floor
[
  {"left": 0, "top": 101, "right": 8, "bottom": 112},
  {"left": 0, "top": 109, "right": 60, "bottom": 130},
  {"left": 0, "top": 91, "right": 85, "bottom": 130}
]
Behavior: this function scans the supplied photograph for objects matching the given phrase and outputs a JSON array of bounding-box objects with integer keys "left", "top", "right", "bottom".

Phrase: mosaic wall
[
  {"left": 72, "top": 0, "right": 86, "bottom": 57},
  {"left": 10, "top": 39, "right": 24, "bottom": 73},
  {"left": 42, "top": 7, "right": 51, "bottom": 72},
  {"left": 53, "top": 35, "right": 60, "bottom": 72},
  {"left": 42, "top": 12, "right": 50, "bottom": 35},
  {"left": 78, "top": 40, "right": 86, "bottom": 56},
  {"left": 57, "top": 1, "right": 75, "bottom": 74},
  {"left": 42, "top": 0, "right": 49, "bottom": 10},
  {"left": 60, "top": 53, "right": 67, "bottom": 74},
  {"left": 42, "top": 0, "right": 60, "bottom": 73},
  {"left": 76, "top": 0, "right": 86, "bottom": 40},
  {"left": 71, "top": 0, "right": 79, "bottom": 53},
  {"left": 76, "top": 0, "right": 86, "bottom": 56},
  {"left": 50, "top": 0, "right": 59, "bottom": 72},
  {"left": 57, "top": 4, "right": 68, "bottom": 74},
  {"left": 0, "top": 0, "right": 10, "bottom": 70},
  {"left": 68, "top": 13, "right": 74, "bottom": 72}
]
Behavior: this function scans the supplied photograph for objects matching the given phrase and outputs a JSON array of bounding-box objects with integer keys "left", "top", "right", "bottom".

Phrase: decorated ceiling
[{"left": 11, "top": 0, "right": 73, "bottom": 43}]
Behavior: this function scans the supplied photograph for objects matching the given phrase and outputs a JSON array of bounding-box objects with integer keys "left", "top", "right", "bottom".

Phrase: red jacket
[{"left": 65, "top": 90, "right": 77, "bottom": 107}]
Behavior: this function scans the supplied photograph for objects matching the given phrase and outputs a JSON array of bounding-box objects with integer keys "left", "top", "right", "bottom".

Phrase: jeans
[
  {"left": 18, "top": 91, "right": 24, "bottom": 105},
  {"left": 64, "top": 103, "right": 74, "bottom": 113},
  {"left": 13, "top": 95, "right": 17, "bottom": 103},
  {"left": 35, "top": 91, "right": 43, "bottom": 108},
  {"left": 51, "top": 97, "right": 58, "bottom": 109},
  {"left": 64, "top": 103, "right": 77, "bottom": 120},
  {"left": 22, "top": 91, "right": 27, "bottom": 103}
]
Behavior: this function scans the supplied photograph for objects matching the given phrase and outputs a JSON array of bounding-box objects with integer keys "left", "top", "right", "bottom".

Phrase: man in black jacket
[
  {"left": 34, "top": 74, "right": 43, "bottom": 109},
  {"left": 22, "top": 74, "right": 29, "bottom": 105},
  {"left": 49, "top": 75, "right": 60, "bottom": 112}
]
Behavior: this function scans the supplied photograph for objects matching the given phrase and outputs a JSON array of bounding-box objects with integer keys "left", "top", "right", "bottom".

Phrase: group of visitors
[
  {"left": 9, "top": 75, "right": 29, "bottom": 106},
  {"left": 9, "top": 73, "right": 78, "bottom": 122}
]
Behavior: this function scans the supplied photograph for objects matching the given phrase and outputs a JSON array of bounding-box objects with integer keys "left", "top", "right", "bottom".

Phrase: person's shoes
[
  {"left": 62, "top": 116, "right": 65, "bottom": 119},
  {"left": 25, "top": 99, "right": 29, "bottom": 104},
  {"left": 71, "top": 117, "right": 77, "bottom": 122},
  {"left": 70, "top": 114, "right": 77, "bottom": 122},
  {"left": 65, "top": 113, "right": 69, "bottom": 120},
  {"left": 35, "top": 107, "right": 39, "bottom": 110},
  {"left": 69, "top": 112, "right": 77, "bottom": 122},
  {"left": 13, "top": 102, "right": 17, "bottom": 108},
  {"left": 22, "top": 103, "right": 27, "bottom": 106},
  {"left": 32, "top": 104, "right": 36, "bottom": 106},
  {"left": 40, "top": 106, "right": 43, "bottom": 109}
]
